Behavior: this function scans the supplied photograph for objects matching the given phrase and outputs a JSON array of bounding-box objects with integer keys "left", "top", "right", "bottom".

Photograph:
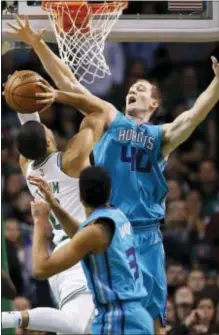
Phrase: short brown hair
[{"left": 137, "top": 79, "right": 162, "bottom": 107}]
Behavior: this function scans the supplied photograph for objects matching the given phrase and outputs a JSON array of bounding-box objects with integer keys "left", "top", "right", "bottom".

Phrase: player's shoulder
[
  {"left": 140, "top": 122, "right": 163, "bottom": 137},
  {"left": 108, "top": 110, "right": 132, "bottom": 130}
]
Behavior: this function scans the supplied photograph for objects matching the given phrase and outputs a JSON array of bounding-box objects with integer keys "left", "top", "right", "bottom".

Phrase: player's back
[
  {"left": 26, "top": 152, "right": 86, "bottom": 245},
  {"left": 93, "top": 112, "right": 168, "bottom": 228},
  {"left": 80, "top": 206, "right": 152, "bottom": 335},
  {"left": 81, "top": 206, "right": 147, "bottom": 304}
]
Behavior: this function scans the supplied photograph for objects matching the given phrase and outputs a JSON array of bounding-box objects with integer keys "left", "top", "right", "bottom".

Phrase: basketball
[{"left": 4, "top": 70, "right": 48, "bottom": 114}]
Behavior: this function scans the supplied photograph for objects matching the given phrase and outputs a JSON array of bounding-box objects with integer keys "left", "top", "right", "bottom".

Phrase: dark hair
[
  {"left": 79, "top": 166, "right": 111, "bottom": 208},
  {"left": 16, "top": 121, "right": 47, "bottom": 160}
]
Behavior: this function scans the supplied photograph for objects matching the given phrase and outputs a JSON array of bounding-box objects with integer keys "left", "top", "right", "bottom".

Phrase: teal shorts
[{"left": 134, "top": 225, "right": 167, "bottom": 326}]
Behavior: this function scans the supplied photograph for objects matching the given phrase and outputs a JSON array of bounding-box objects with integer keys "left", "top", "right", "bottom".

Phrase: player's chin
[{"left": 126, "top": 105, "right": 138, "bottom": 117}]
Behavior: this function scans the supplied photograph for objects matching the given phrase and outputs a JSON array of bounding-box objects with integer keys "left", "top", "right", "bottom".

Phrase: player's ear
[
  {"left": 151, "top": 100, "right": 159, "bottom": 112},
  {"left": 46, "top": 139, "right": 51, "bottom": 149}
]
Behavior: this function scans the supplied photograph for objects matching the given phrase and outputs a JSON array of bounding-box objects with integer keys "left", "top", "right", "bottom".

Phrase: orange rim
[{"left": 42, "top": 1, "right": 128, "bottom": 14}]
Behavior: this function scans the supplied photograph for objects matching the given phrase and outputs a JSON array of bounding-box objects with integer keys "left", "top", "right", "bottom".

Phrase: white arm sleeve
[{"left": 17, "top": 112, "right": 40, "bottom": 125}]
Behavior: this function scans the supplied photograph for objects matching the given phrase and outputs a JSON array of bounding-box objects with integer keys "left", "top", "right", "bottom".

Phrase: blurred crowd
[{"left": 1, "top": 37, "right": 219, "bottom": 334}]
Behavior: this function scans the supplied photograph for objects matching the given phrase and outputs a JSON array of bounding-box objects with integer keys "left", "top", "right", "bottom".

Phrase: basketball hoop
[{"left": 42, "top": 1, "right": 128, "bottom": 84}]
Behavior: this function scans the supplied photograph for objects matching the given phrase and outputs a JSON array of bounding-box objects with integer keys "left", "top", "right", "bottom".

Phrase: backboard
[{"left": 2, "top": 1, "right": 219, "bottom": 42}]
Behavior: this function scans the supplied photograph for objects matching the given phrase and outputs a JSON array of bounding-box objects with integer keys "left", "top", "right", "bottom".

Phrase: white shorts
[{"left": 49, "top": 238, "right": 91, "bottom": 309}]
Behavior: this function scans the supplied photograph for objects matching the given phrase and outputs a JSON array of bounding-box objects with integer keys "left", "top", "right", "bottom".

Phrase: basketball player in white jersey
[{"left": 2, "top": 86, "right": 107, "bottom": 334}]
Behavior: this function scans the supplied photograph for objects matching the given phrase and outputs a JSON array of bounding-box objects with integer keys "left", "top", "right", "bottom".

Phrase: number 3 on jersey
[
  {"left": 49, "top": 199, "right": 61, "bottom": 230},
  {"left": 121, "top": 145, "right": 152, "bottom": 173},
  {"left": 126, "top": 247, "right": 139, "bottom": 280}
]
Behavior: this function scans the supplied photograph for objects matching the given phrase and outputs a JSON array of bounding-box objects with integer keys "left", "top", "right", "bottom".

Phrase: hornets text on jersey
[{"left": 93, "top": 111, "right": 168, "bottom": 228}]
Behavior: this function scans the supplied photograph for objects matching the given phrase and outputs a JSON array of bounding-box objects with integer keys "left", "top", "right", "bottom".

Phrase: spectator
[
  {"left": 198, "top": 160, "right": 219, "bottom": 217},
  {"left": 167, "top": 179, "right": 184, "bottom": 203},
  {"left": 194, "top": 298, "right": 219, "bottom": 334},
  {"left": 12, "top": 296, "right": 32, "bottom": 311},
  {"left": 166, "top": 264, "right": 187, "bottom": 296},
  {"left": 4, "top": 218, "right": 33, "bottom": 297},
  {"left": 166, "top": 299, "right": 176, "bottom": 326},
  {"left": 174, "top": 287, "right": 194, "bottom": 323},
  {"left": 187, "top": 270, "right": 206, "bottom": 295}
]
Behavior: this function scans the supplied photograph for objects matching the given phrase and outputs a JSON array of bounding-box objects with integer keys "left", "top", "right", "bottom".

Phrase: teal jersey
[
  {"left": 79, "top": 206, "right": 147, "bottom": 307},
  {"left": 93, "top": 112, "right": 168, "bottom": 227}
]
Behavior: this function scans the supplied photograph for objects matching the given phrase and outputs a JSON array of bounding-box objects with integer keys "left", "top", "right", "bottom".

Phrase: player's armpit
[
  {"left": 62, "top": 112, "right": 106, "bottom": 176},
  {"left": 33, "top": 224, "right": 108, "bottom": 280}
]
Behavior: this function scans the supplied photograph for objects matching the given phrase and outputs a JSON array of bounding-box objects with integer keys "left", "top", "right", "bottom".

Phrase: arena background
[{"left": 1, "top": 1, "right": 219, "bottom": 335}]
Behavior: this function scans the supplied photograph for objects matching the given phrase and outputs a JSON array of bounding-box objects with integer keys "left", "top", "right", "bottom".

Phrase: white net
[{"left": 43, "top": 1, "right": 127, "bottom": 84}]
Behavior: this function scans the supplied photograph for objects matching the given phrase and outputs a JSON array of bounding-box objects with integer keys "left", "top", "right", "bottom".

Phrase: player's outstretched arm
[
  {"left": 28, "top": 176, "right": 79, "bottom": 237},
  {"left": 7, "top": 15, "right": 89, "bottom": 95},
  {"left": 36, "top": 82, "right": 117, "bottom": 121},
  {"left": 162, "top": 56, "right": 219, "bottom": 157},
  {"left": 31, "top": 200, "right": 111, "bottom": 279}
]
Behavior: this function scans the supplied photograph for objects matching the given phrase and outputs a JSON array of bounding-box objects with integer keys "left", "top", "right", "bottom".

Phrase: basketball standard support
[{"left": 2, "top": 1, "right": 219, "bottom": 42}]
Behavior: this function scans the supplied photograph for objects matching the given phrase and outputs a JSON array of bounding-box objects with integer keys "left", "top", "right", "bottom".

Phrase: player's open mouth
[{"left": 128, "top": 96, "right": 136, "bottom": 105}]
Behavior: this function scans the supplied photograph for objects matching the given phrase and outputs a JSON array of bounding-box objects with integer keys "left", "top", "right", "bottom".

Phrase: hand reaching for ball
[
  {"left": 36, "top": 82, "right": 58, "bottom": 113},
  {"left": 2, "top": 70, "right": 55, "bottom": 114}
]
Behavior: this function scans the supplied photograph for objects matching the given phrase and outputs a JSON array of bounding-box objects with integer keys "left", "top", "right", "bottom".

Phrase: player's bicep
[
  {"left": 39, "top": 225, "right": 106, "bottom": 278},
  {"left": 162, "top": 110, "right": 196, "bottom": 156}
]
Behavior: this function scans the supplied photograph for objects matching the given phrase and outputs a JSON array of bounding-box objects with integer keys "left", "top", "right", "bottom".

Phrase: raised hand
[
  {"left": 7, "top": 14, "right": 46, "bottom": 47},
  {"left": 28, "top": 175, "right": 57, "bottom": 207},
  {"left": 211, "top": 56, "right": 219, "bottom": 78},
  {"left": 31, "top": 199, "right": 50, "bottom": 221},
  {"left": 36, "top": 82, "right": 58, "bottom": 113}
]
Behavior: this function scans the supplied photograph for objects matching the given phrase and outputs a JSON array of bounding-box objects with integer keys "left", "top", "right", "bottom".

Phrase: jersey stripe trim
[
  {"left": 57, "top": 151, "right": 62, "bottom": 169},
  {"left": 104, "top": 253, "right": 125, "bottom": 335},
  {"left": 86, "top": 255, "right": 101, "bottom": 305},
  {"left": 59, "top": 285, "right": 87, "bottom": 309},
  {"left": 32, "top": 152, "right": 55, "bottom": 170},
  {"left": 90, "top": 255, "right": 107, "bottom": 304}
]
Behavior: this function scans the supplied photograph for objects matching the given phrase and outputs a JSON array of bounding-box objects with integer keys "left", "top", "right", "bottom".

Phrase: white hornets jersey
[{"left": 26, "top": 152, "right": 86, "bottom": 245}]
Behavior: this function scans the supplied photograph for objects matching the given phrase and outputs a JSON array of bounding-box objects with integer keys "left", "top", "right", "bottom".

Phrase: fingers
[
  {"left": 211, "top": 56, "right": 217, "bottom": 63},
  {"left": 38, "top": 103, "right": 53, "bottom": 114},
  {"left": 25, "top": 15, "right": 30, "bottom": 27},
  {"left": 28, "top": 175, "right": 44, "bottom": 182},
  {"left": 39, "top": 28, "right": 47, "bottom": 37},
  {"left": 36, "top": 92, "right": 53, "bottom": 98},
  {"left": 28, "top": 176, "right": 51, "bottom": 190},
  {"left": 36, "top": 98, "right": 53, "bottom": 105},
  {"left": 37, "top": 82, "right": 52, "bottom": 92},
  {"left": 39, "top": 78, "right": 51, "bottom": 88},
  {"left": 7, "top": 22, "right": 20, "bottom": 32},
  {"left": 14, "top": 14, "right": 24, "bottom": 28}
]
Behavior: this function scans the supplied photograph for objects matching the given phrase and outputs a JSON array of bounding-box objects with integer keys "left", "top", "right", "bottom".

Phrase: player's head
[
  {"left": 17, "top": 121, "right": 57, "bottom": 161},
  {"left": 125, "top": 80, "right": 161, "bottom": 121},
  {"left": 79, "top": 166, "right": 111, "bottom": 209}
]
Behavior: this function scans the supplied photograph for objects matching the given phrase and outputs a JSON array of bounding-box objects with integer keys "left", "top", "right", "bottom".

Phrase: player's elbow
[{"left": 33, "top": 266, "right": 50, "bottom": 281}]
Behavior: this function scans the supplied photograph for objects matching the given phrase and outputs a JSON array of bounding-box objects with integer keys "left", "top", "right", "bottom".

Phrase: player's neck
[
  {"left": 85, "top": 204, "right": 109, "bottom": 217},
  {"left": 34, "top": 151, "right": 53, "bottom": 166},
  {"left": 127, "top": 112, "right": 150, "bottom": 125}
]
